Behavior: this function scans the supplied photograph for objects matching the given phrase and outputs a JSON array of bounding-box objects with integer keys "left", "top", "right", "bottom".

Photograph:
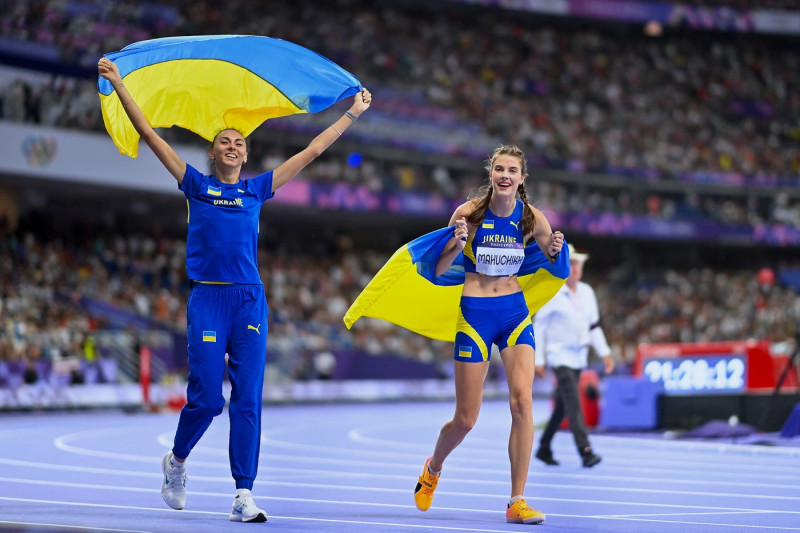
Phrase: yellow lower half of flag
[{"left": 99, "top": 59, "right": 304, "bottom": 158}]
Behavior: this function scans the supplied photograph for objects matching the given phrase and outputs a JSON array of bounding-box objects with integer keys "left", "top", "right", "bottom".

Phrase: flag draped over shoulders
[
  {"left": 97, "top": 35, "right": 362, "bottom": 157},
  {"left": 344, "top": 226, "right": 571, "bottom": 342}
]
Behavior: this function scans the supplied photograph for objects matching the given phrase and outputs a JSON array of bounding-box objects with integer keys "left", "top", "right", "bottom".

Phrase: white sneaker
[
  {"left": 161, "top": 452, "right": 186, "bottom": 510},
  {"left": 229, "top": 488, "right": 268, "bottom": 523}
]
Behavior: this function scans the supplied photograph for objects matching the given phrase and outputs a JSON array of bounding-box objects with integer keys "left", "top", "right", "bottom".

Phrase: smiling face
[
  {"left": 209, "top": 129, "right": 248, "bottom": 171},
  {"left": 489, "top": 153, "right": 525, "bottom": 198}
]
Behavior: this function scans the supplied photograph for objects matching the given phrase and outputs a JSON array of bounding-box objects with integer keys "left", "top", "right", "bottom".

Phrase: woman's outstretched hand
[
  {"left": 349, "top": 88, "right": 372, "bottom": 117},
  {"left": 97, "top": 57, "right": 122, "bottom": 86}
]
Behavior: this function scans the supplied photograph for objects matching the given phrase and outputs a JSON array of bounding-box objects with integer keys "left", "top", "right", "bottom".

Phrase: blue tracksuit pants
[{"left": 173, "top": 283, "right": 268, "bottom": 490}]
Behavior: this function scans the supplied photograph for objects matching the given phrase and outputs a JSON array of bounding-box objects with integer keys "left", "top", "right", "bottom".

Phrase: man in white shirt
[{"left": 533, "top": 244, "right": 614, "bottom": 467}]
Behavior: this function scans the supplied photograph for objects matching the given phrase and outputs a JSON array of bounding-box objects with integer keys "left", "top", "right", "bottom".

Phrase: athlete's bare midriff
[{"left": 462, "top": 272, "right": 523, "bottom": 298}]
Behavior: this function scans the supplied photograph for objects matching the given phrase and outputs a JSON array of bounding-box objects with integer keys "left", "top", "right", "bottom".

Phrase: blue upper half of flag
[
  {"left": 98, "top": 35, "right": 362, "bottom": 111},
  {"left": 98, "top": 35, "right": 362, "bottom": 157}
]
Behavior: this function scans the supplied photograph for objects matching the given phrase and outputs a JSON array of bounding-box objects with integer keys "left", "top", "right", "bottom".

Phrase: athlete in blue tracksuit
[{"left": 98, "top": 56, "right": 371, "bottom": 522}]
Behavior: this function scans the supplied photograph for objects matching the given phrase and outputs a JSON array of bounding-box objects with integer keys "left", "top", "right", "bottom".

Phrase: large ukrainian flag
[
  {"left": 97, "top": 35, "right": 362, "bottom": 158},
  {"left": 344, "top": 226, "right": 571, "bottom": 342}
]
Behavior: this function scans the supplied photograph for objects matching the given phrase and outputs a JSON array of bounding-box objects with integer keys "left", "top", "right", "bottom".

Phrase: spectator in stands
[
  {"left": 412, "top": 145, "right": 563, "bottom": 525},
  {"left": 98, "top": 56, "right": 371, "bottom": 522},
  {"left": 6, "top": 0, "right": 800, "bottom": 188},
  {"left": 22, "top": 360, "right": 38, "bottom": 384},
  {"left": 533, "top": 244, "right": 615, "bottom": 467}
]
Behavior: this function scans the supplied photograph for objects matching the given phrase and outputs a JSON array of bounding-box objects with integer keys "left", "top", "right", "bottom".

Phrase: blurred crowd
[
  {"left": 597, "top": 262, "right": 800, "bottom": 365},
  {"left": 1, "top": 218, "right": 796, "bottom": 385},
  {"left": 1, "top": 0, "right": 798, "bottom": 388},
  {"left": 2, "top": 71, "right": 799, "bottom": 229},
  {"left": 1, "top": 0, "right": 798, "bottom": 186},
  {"left": 641, "top": 0, "right": 800, "bottom": 8},
  {"left": 0, "top": 224, "right": 113, "bottom": 386}
]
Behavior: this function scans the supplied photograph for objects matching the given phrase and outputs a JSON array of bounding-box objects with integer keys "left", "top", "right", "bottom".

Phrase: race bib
[{"left": 475, "top": 243, "right": 525, "bottom": 276}]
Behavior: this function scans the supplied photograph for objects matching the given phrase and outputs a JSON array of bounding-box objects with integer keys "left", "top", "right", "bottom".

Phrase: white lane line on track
[
  {"left": 592, "top": 435, "right": 800, "bottom": 457},
  {"left": 2, "top": 476, "right": 799, "bottom": 516},
  {"left": 62, "top": 429, "right": 800, "bottom": 485},
  {"left": 349, "top": 420, "right": 800, "bottom": 457},
  {"left": 347, "top": 417, "right": 800, "bottom": 457},
  {"left": 347, "top": 421, "right": 800, "bottom": 469},
  {"left": 1, "top": 494, "right": 796, "bottom": 531},
  {"left": 593, "top": 515, "right": 800, "bottom": 531},
  {"left": 49, "top": 424, "right": 799, "bottom": 483},
  {"left": 0, "top": 496, "right": 563, "bottom": 533},
  {"left": 59, "top": 431, "right": 800, "bottom": 485},
  {"left": 0, "top": 521, "right": 148, "bottom": 533},
  {"left": 603, "top": 510, "right": 772, "bottom": 518},
  {"left": 549, "top": 464, "right": 800, "bottom": 482},
  {"left": 54, "top": 427, "right": 165, "bottom": 462},
  {"left": 7, "top": 458, "right": 800, "bottom": 508},
  {"left": 3, "top": 455, "right": 798, "bottom": 503},
  {"left": 352, "top": 425, "right": 797, "bottom": 457},
  {"left": 203, "top": 449, "right": 800, "bottom": 485},
  {"left": 40, "top": 426, "right": 800, "bottom": 499},
  {"left": 276, "top": 434, "right": 797, "bottom": 476},
  {"left": 257, "top": 454, "right": 800, "bottom": 489},
  {"left": 40, "top": 418, "right": 800, "bottom": 520}
]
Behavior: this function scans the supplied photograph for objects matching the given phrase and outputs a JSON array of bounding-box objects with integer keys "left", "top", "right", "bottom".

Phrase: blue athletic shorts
[{"left": 453, "top": 292, "right": 535, "bottom": 362}]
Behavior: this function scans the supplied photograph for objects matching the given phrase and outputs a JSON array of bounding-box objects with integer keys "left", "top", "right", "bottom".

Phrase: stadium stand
[{"left": 0, "top": 0, "right": 798, "bottom": 406}]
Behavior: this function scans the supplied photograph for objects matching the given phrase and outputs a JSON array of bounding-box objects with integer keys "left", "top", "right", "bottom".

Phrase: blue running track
[{"left": 0, "top": 399, "right": 798, "bottom": 532}]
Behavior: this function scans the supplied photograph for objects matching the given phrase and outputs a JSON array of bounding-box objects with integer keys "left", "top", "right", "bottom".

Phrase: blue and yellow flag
[
  {"left": 97, "top": 35, "right": 362, "bottom": 157},
  {"left": 344, "top": 227, "right": 571, "bottom": 342}
]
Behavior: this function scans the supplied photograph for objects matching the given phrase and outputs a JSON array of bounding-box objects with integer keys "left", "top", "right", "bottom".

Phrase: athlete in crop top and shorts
[{"left": 413, "top": 145, "right": 564, "bottom": 525}]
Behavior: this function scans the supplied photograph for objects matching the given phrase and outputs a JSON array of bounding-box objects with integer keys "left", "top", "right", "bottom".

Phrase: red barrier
[{"left": 139, "top": 346, "right": 151, "bottom": 408}]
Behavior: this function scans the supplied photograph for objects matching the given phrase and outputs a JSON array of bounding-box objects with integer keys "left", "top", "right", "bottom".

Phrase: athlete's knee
[
  {"left": 508, "top": 390, "right": 533, "bottom": 419},
  {"left": 452, "top": 411, "right": 479, "bottom": 433},
  {"left": 188, "top": 395, "right": 225, "bottom": 418}
]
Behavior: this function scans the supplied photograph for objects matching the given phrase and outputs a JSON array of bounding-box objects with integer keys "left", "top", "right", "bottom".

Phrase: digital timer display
[{"left": 642, "top": 354, "right": 747, "bottom": 394}]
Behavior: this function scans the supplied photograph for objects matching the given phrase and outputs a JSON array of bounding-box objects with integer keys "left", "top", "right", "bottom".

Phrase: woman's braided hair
[{"left": 466, "top": 145, "right": 535, "bottom": 242}]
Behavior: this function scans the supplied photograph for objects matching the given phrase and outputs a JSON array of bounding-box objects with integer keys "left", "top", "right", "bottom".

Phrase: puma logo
[
  {"left": 509, "top": 220, "right": 520, "bottom": 230},
  {"left": 247, "top": 324, "right": 261, "bottom": 334}
]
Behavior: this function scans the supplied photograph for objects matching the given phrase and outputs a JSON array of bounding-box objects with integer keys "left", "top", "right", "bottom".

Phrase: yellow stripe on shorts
[
  {"left": 456, "top": 308, "right": 488, "bottom": 361},
  {"left": 507, "top": 316, "right": 532, "bottom": 346}
]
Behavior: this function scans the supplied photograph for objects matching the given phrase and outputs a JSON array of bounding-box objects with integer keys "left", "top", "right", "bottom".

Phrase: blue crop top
[{"left": 463, "top": 199, "right": 526, "bottom": 277}]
